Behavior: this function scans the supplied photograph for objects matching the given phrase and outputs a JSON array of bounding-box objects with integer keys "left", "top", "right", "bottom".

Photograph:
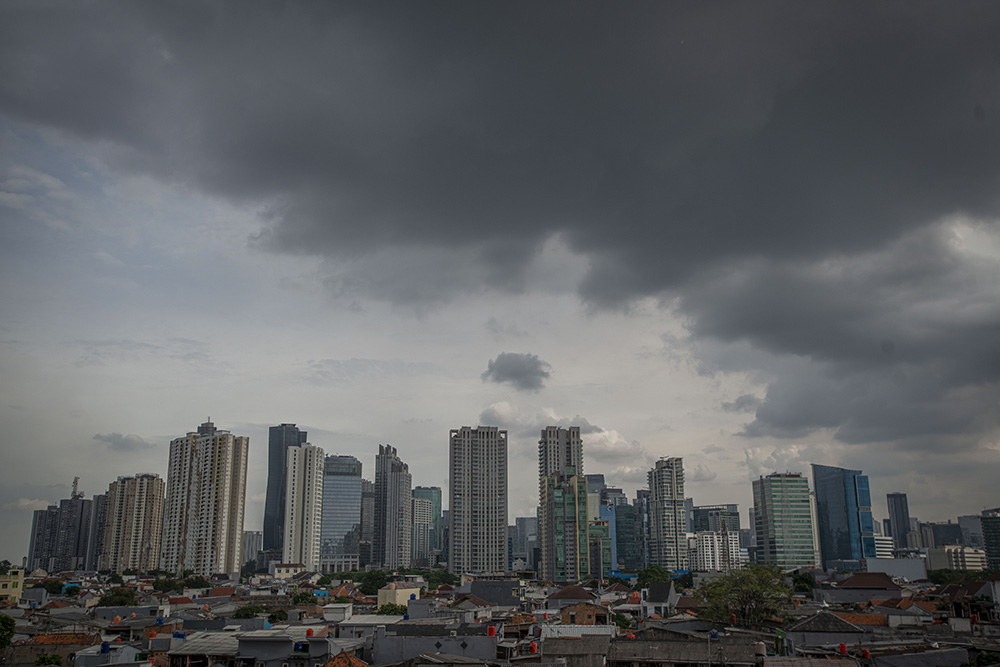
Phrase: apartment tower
[
  {"left": 263, "top": 423, "right": 308, "bottom": 553},
  {"left": 374, "top": 444, "right": 412, "bottom": 569},
  {"left": 161, "top": 420, "right": 249, "bottom": 577},
  {"left": 101, "top": 473, "right": 165, "bottom": 573},
  {"left": 648, "top": 457, "right": 687, "bottom": 570},
  {"left": 282, "top": 442, "right": 325, "bottom": 570},
  {"left": 449, "top": 426, "right": 508, "bottom": 574}
]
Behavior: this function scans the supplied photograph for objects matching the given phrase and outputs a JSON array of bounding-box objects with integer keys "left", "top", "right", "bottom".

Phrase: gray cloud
[
  {"left": 689, "top": 463, "right": 718, "bottom": 483},
  {"left": 481, "top": 352, "right": 552, "bottom": 391},
  {"left": 93, "top": 432, "right": 154, "bottom": 452},
  {"left": 306, "top": 358, "right": 435, "bottom": 385},
  {"left": 721, "top": 394, "right": 763, "bottom": 414}
]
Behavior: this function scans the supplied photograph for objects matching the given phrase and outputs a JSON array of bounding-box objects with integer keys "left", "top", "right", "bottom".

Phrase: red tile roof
[
  {"left": 32, "top": 633, "right": 102, "bottom": 645},
  {"left": 832, "top": 612, "right": 887, "bottom": 626}
]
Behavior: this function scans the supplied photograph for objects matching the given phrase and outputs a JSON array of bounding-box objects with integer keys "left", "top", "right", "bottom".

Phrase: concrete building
[
  {"left": 873, "top": 535, "right": 894, "bottom": 559},
  {"left": 980, "top": 508, "right": 1000, "bottom": 571},
  {"left": 359, "top": 478, "right": 375, "bottom": 567},
  {"left": 752, "top": 472, "right": 820, "bottom": 569},
  {"left": 26, "top": 478, "right": 104, "bottom": 573},
  {"left": 812, "top": 464, "right": 876, "bottom": 569},
  {"left": 320, "top": 455, "right": 362, "bottom": 573},
  {"left": 263, "top": 423, "right": 308, "bottom": 554},
  {"left": 539, "top": 426, "right": 583, "bottom": 503},
  {"left": 101, "top": 473, "right": 165, "bottom": 573},
  {"left": 161, "top": 420, "right": 249, "bottom": 577},
  {"left": 241, "top": 530, "right": 262, "bottom": 566},
  {"left": 648, "top": 457, "right": 687, "bottom": 570},
  {"left": 282, "top": 442, "right": 325, "bottom": 570},
  {"left": 690, "top": 504, "right": 740, "bottom": 533},
  {"left": 886, "top": 492, "right": 911, "bottom": 550},
  {"left": 690, "top": 530, "right": 744, "bottom": 572},
  {"left": 449, "top": 426, "right": 508, "bottom": 574},
  {"left": 926, "top": 545, "right": 988, "bottom": 571},
  {"left": 374, "top": 444, "right": 412, "bottom": 569},
  {"left": 412, "top": 496, "right": 432, "bottom": 567},
  {"left": 0, "top": 566, "right": 24, "bottom": 603},
  {"left": 958, "top": 514, "right": 984, "bottom": 548},
  {"left": 540, "top": 468, "right": 589, "bottom": 582},
  {"left": 413, "top": 486, "right": 442, "bottom": 552}
]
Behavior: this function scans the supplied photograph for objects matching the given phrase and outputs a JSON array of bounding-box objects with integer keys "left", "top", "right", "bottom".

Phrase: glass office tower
[
  {"left": 320, "top": 455, "right": 362, "bottom": 572},
  {"left": 812, "top": 464, "right": 876, "bottom": 569}
]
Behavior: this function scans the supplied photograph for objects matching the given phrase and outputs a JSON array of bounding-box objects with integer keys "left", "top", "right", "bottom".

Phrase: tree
[
  {"left": 232, "top": 605, "right": 267, "bottom": 619},
  {"left": 635, "top": 565, "right": 672, "bottom": 590},
  {"left": 359, "top": 570, "right": 388, "bottom": 596},
  {"left": 292, "top": 592, "right": 314, "bottom": 605},
  {"left": 423, "top": 569, "right": 457, "bottom": 590},
  {"left": 791, "top": 571, "right": 816, "bottom": 593},
  {"left": 97, "top": 587, "right": 137, "bottom": 607},
  {"left": 317, "top": 575, "right": 333, "bottom": 587},
  {"left": 674, "top": 572, "right": 694, "bottom": 590},
  {"left": 0, "top": 614, "right": 15, "bottom": 649},
  {"left": 612, "top": 611, "right": 632, "bottom": 630},
  {"left": 153, "top": 578, "right": 183, "bottom": 594},
  {"left": 181, "top": 575, "right": 211, "bottom": 589},
  {"left": 32, "top": 580, "right": 64, "bottom": 596},
  {"left": 607, "top": 576, "right": 633, "bottom": 589},
  {"left": 0, "top": 560, "right": 12, "bottom": 575},
  {"left": 107, "top": 573, "right": 123, "bottom": 585},
  {"left": 697, "top": 566, "right": 792, "bottom": 628},
  {"left": 35, "top": 655, "right": 62, "bottom": 666},
  {"left": 376, "top": 603, "right": 407, "bottom": 615},
  {"left": 267, "top": 609, "right": 288, "bottom": 623},
  {"left": 64, "top": 586, "right": 80, "bottom": 597}
]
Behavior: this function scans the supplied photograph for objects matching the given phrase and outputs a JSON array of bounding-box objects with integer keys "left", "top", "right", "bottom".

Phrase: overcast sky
[{"left": 2, "top": 1, "right": 1000, "bottom": 564}]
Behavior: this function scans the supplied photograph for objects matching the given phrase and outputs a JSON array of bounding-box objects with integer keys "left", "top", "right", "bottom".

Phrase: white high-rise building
[
  {"left": 449, "top": 426, "right": 508, "bottom": 574},
  {"left": 648, "top": 457, "right": 687, "bottom": 570},
  {"left": 412, "top": 497, "right": 432, "bottom": 567},
  {"left": 161, "top": 420, "right": 249, "bottom": 577},
  {"left": 690, "top": 530, "right": 744, "bottom": 572},
  {"left": 538, "top": 426, "right": 583, "bottom": 496},
  {"left": 102, "top": 473, "right": 165, "bottom": 574},
  {"left": 282, "top": 442, "right": 325, "bottom": 570},
  {"left": 374, "top": 444, "right": 412, "bottom": 569}
]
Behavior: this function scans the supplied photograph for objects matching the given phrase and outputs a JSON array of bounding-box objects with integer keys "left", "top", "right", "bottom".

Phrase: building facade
[
  {"left": 374, "top": 444, "right": 412, "bottom": 569},
  {"left": 691, "top": 504, "right": 741, "bottom": 533},
  {"left": 449, "top": 426, "right": 508, "bottom": 574},
  {"left": 282, "top": 442, "right": 325, "bottom": 570},
  {"left": 413, "top": 486, "right": 442, "bottom": 553},
  {"left": 320, "top": 455, "right": 362, "bottom": 572},
  {"left": 412, "top": 497, "right": 433, "bottom": 567},
  {"left": 982, "top": 509, "right": 1000, "bottom": 571},
  {"left": 242, "top": 531, "right": 262, "bottom": 566},
  {"left": 539, "top": 468, "right": 589, "bottom": 582},
  {"left": 752, "top": 472, "right": 820, "bottom": 569},
  {"left": 263, "top": 424, "right": 308, "bottom": 553},
  {"left": 811, "top": 464, "right": 876, "bottom": 569},
  {"left": 161, "top": 420, "right": 249, "bottom": 577},
  {"left": 648, "top": 457, "right": 687, "bottom": 570},
  {"left": 690, "top": 530, "right": 744, "bottom": 572},
  {"left": 101, "top": 473, "right": 165, "bottom": 574},
  {"left": 886, "top": 492, "right": 911, "bottom": 550}
]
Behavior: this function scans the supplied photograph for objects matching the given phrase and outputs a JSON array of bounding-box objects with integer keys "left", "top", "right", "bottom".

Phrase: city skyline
[{"left": 4, "top": 3, "right": 1000, "bottom": 563}]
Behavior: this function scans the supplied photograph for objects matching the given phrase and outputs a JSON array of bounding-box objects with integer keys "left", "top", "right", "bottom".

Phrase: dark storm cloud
[
  {"left": 482, "top": 352, "right": 552, "bottom": 391},
  {"left": 3, "top": 2, "right": 1000, "bottom": 454},
  {"left": 721, "top": 394, "right": 763, "bottom": 414},
  {"left": 93, "top": 432, "right": 154, "bottom": 452}
]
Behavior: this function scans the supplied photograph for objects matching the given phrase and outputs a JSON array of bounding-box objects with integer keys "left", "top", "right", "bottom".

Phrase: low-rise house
[
  {"left": 816, "top": 573, "right": 904, "bottom": 605},
  {"left": 235, "top": 626, "right": 356, "bottom": 667},
  {"left": 379, "top": 582, "right": 421, "bottom": 608},
  {"left": 369, "top": 621, "right": 499, "bottom": 666},
  {"left": 337, "top": 614, "right": 405, "bottom": 640},
  {"left": 782, "top": 611, "right": 867, "bottom": 652},
  {"left": 74, "top": 642, "right": 142, "bottom": 667},
  {"left": 166, "top": 632, "right": 241, "bottom": 667},
  {"left": 270, "top": 564, "right": 306, "bottom": 580},
  {"left": 0, "top": 567, "right": 25, "bottom": 603},
  {"left": 606, "top": 633, "right": 759, "bottom": 666},
  {"left": 639, "top": 582, "right": 679, "bottom": 619},
  {"left": 541, "top": 635, "right": 611, "bottom": 667},
  {"left": 559, "top": 603, "right": 609, "bottom": 626},
  {"left": 6, "top": 632, "right": 103, "bottom": 667},
  {"left": 546, "top": 586, "right": 596, "bottom": 611}
]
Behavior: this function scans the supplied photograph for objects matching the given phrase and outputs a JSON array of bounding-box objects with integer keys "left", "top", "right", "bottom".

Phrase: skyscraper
[
  {"left": 161, "top": 420, "right": 249, "bottom": 577},
  {"left": 283, "top": 442, "right": 325, "bottom": 570},
  {"left": 263, "top": 423, "right": 308, "bottom": 553},
  {"left": 886, "top": 492, "right": 911, "bottom": 550},
  {"left": 359, "top": 478, "right": 375, "bottom": 568},
  {"left": 374, "top": 444, "right": 412, "bottom": 569},
  {"left": 449, "top": 426, "right": 508, "bottom": 574},
  {"left": 811, "top": 464, "right": 876, "bottom": 569},
  {"left": 26, "top": 478, "right": 99, "bottom": 573},
  {"left": 648, "top": 457, "right": 687, "bottom": 570},
  {"left": 26, "top": 505, "right": 59, "bottom": 572},
  {"left": 412, "top": 496, "right": 433, "bottom": 567},
  {"left": 981, "top": 509, "right": 1000, "bottom": 571},
  {"left": 413, "top": 486, "right": 442, "bottom": 552},
  {"left": 752, "top": 472, "right": 820, "bottom": 569},
  {"left": 101, "top": 473, "right": 165, "bottom": 574},
  {"left": 691, "top": 504, "right": 741, "bottom": 533},
  {"left": 320, "top": 455, "right": 362, "bottom": 572},
  {"left": 538, "top": 426, "right": 585, "bottom": 581},
  {"left": 242, "top": 531, "right": 263, "bottom": 566}
]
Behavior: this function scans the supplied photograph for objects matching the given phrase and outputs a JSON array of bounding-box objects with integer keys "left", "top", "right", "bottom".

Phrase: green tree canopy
[
  {"left": 376, "top": 603, "right": 407, "bottom": 615},
  {"left": 292, "top": 592, "right": 313, "bottom": 605},
  {"left": 0, "top": 614, "right": 16, "bottom": 649},
  {"left": 423, "top": 569, "right": 457, "bottom": 590},
  {"left": 267, "top": 609, "right": 287, "bottom": 623},
  {"left": 153, "top": 578, "right": 184, "bottom": 594},
  {"left": 697, "top": 566, "right": 792, "bottom": 628},
  {"left": 35, "top": 654, "right": 62, "bottom": 666},
  {"left": 97, "top": 587, "right": 137, "bottom": 607},
  {"left": 232, "top": 605, "right": 267, "bottom": 619},
  {"left": 635, "top": 565, "right": 673, "bottom": 590},
  {"left": 316, "top": 575, "right": 333, "bottom": 587},
  {"left": 181, "top": 575, "right": 211, "bottom": 589},
  {"left": 359, "top": 570, "right": 388, "bottom": 596},
  {"left": 32, "top": 580, "right": 65, "bottom": 596}
]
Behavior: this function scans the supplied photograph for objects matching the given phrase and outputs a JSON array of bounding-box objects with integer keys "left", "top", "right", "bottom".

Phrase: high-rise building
[
  {"left": 412, "top": 497, "right": 433, "bottom": 567},
  {"left": 886, "top": 493, "right": 911, "bottom": 550},
  {"left": 539, "top": 467, "right": 589, "bottom": 582},
  {"left": 449, "top": 426, "right": 508, "bottom": 574},
  {"left": 282, "top": 442, "right": 325, "bottom": 570},
  {"left": 26, "top": 504, "right": 60, "bottom": 572},
  {"left": 981, "top": 509, "right": 1000, "bottom": 571},
  {"left": 161, "top": 420, "right": 249, "bottom": 577},
  {"left": 812, "top": 464, "right": 876, "bottom": 569},
  {"left": 958, "top": 515, "right": 984, "bottom": 548},
  {"left": 374, "top": 444, "right": 412, "bottom": 569},
  {"left": 513, "top": 516, "right": 537, "bottom": 568},
  {"left": 648, "top": 457, "right": 687, "bottom": 570},
  {"left": 633, "top": 489, "right": 651, "bottom": 569},
  {"left": 752, "top": 472, "right": 820, "bottom": 569},
  {"left": 538, "top": 426, "right": 585, "bottom": 582},
  {"left": 263, "top": 424, "right": 308, "bottom": 553},
  {"left": 85, "top": 494, "right": 108, "bottom": 572},
  {"left": 691, "top": 530, "right": 744, "bottom": 572},
  {"left": 413, "top": 486, "right": 443, "bottom": 552},
  {"left": 691, "top": 504, "right": 741, "bottom": 533},
  {"left": 101, "top": 473, "right": 165, "bottom": 574},
  {"left": 320, "top": 455, "right": 362, "bottom": 573},
  {"left": 359, "top": 478, "right": 375, "bottom": 568},
  {"left": 242, "top": 531, "right": 263, "bottom": 566},
  {"left": 27, "top": 478, "right": 103, "bottom": 573}
]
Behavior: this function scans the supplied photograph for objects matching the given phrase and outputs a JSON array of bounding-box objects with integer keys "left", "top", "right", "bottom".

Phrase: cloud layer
[{"left": 482, "top": 352, "right": 552, "bottom": 391}]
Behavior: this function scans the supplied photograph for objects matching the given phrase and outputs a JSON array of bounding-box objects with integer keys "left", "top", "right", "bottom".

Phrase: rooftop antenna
[{"left": 72, "top": 476, "right": 81, "bottom": 499}]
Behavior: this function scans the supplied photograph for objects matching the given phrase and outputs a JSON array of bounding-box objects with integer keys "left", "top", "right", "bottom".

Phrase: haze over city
[{"left": 2, "top": 2, "right": 999, "bottom": 564}]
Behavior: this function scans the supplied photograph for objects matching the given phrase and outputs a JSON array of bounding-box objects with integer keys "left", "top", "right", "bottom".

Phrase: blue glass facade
[
  {"left": 320, "top": 455, "right": 362, "bottom": 572},
  {"left": 812, "top": 464, "right": 876, "bottom": 568},
  {"left": 263, "top": 424, "right": 307, "bottom": 553}
]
